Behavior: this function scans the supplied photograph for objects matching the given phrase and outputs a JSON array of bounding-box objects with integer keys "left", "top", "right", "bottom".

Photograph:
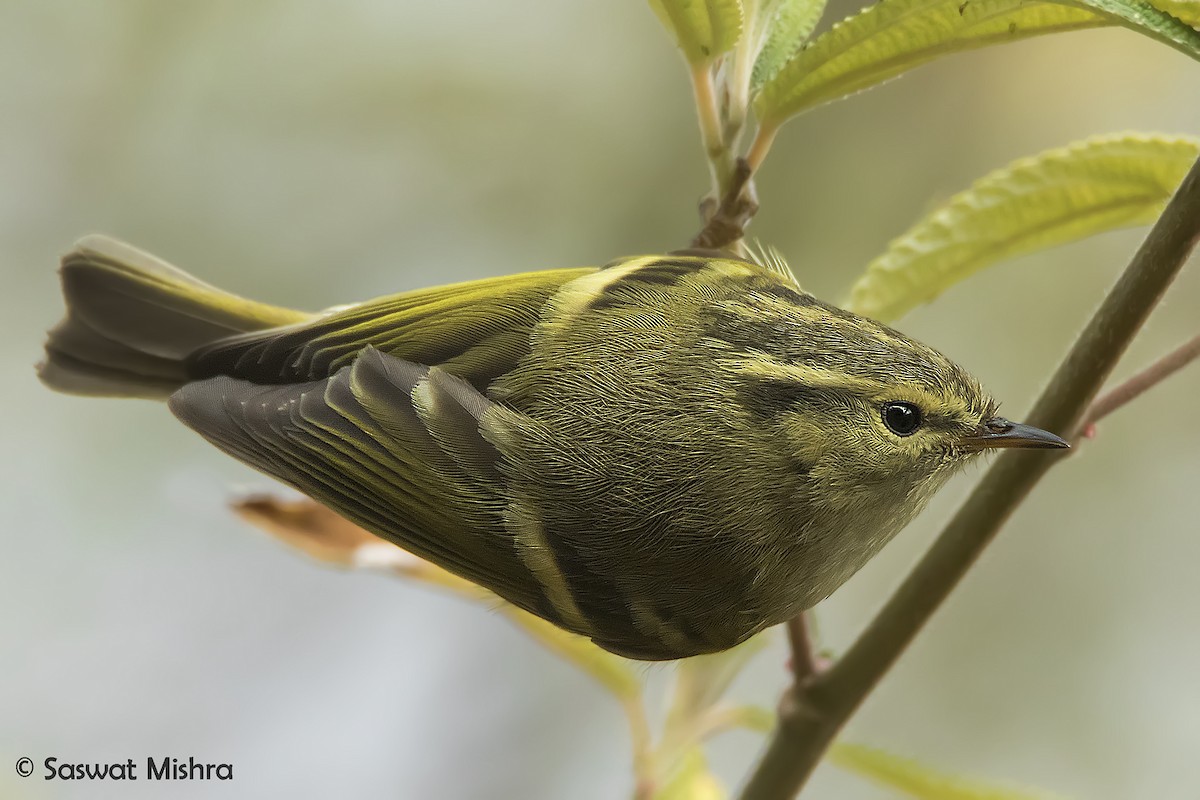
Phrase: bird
[{"left": 38, "top": 235, "right": 1068, "bottom": 660}]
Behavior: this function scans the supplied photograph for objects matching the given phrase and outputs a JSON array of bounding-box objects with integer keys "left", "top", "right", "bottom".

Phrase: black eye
[{"left": 882, "top": 402, "right": 922, "bottom": 436}]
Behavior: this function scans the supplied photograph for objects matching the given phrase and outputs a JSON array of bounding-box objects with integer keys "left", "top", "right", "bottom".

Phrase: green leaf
[
  {"left": 750, "top": 0, "right": 830, "bottom": 92},
  {"left": 846, "top": 133, "right": 1200, "bottom": 322},
  {"left": 1071, "top": 0, "right": 1200, "bottom": 53},
  {"left": 723, "top": 704, "right": 777, "bottom": 734},
  {"left": 829, "top": 742, "right": 1065, "bottom": 800},
  {"left": 649, "top": 0, "right": 745, "bottom": 64},
  {"left": 655, "top": 748, "right": 726, "bottom": 800},
  {"left": 1148, "top": 0, "right": 1200, "bottom": 24},
  {"left": 754, "top": 0, "right": 1200, "bottom": 125}
]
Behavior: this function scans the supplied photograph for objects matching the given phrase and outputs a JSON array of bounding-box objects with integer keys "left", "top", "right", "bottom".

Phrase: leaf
[
  {"left": 233, "top": 493, "right": 384, "bottom": 567},
  {"left": 846, "top": 133, "right": 1200, "bottom": 322},
  {"left": 654, "top": 748, "right": 727, "bottom": 800},
  {"left": 754, "top": 0, "right": 1200, "bottom": 125},
  {"left": 829, "top": 742, "right": 1066, "bottom": 800},
  {"left": 731, "top": 705, "right": 776, "bottom": 733},
  {"left": 648, "top": 0, "right": 745, "bottom": 64},
  {"left": 750, "top": 0, "right": 830, "bottom": 92},
  {"left": 1151, "top": 0, "right": 1200, "bottom": 24},
  {"left": 1072, "top": 0, "right": 1200, "bottom": 52},
  {"left": 232, "top": 494, "right": 642, "bottom": 700}
]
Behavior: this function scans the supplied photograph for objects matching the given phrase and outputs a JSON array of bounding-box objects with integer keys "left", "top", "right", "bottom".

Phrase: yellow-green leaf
[
  {"left": 655, "top": 748, "right": 726, "bottom": 800},
  {"left": 846, "top": 133, "right": 1200, "bottom": 322},
  {"left": 750, "top": 0, "right": 830, "bottom": 91},
  {"left": 710, "top": 704, "right": 776, "bottom": 735},
  {"left": 1149, "top": 0, "right": 1200, "bottom": 24},
  {"left": 829, "top": 742, "right": 1065, "bottom": 800},
  {"left": 755, "top": 0, "right": 1200, "bottom": 125},
  {"left": 649, "top": 0, "right": 745, "bottom": 64},
  {"left": 1072, "top": 0, "right": 1200, "bottom": 51}
]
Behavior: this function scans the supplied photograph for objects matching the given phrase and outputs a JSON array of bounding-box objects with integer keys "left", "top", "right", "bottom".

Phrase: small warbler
[{"left": 39, "top": 236, "right": 1067, "bottom": 660}]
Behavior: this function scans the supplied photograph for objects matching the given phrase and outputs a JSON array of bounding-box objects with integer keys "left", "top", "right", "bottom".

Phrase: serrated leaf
[
  {"left": 1148, "top": 0, "right": 1200, "bottom": 24},
  {"left": 846, "top": 133, "right": 1200, "bottom": 321},
  {"left": 1071, "top": 0, "right": 1200, "bottom": 50},
  {"left": 754, "top": 0, "right": 1200, "bottom": 125},
  {"left": 829, "top": 742, "right": 1066, "bottom": 800},
  {"left": 649, "top": 0, "right": 745, "bottom": 64},
  {"left": 751, "top": 0, "right": 830, "bottom": 91}
]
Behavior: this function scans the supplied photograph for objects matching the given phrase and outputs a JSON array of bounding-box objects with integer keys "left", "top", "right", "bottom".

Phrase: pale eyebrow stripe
[{"left": 729, "top": 356, "right": 884, "bottom": 396}]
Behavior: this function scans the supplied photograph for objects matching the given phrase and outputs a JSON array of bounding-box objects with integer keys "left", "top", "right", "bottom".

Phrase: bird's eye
[{"left": 882, "top": 402, "right": 922, "bottom": 436}]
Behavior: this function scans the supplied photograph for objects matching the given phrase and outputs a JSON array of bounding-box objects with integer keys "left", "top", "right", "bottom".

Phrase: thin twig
[
  {"left": 1077, "top": 331, "right": 1200, "bottom": 436},
  {"left": 738, "top": 154, "right": 1200, "bottom": 800},
  {"left": 624, "top": 696, "right": 657, "bottom": 800},
  {"left": 786, "top": 614, "right": 820, "bottom": 684}
]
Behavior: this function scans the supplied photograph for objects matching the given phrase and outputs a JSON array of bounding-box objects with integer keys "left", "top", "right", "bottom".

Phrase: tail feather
[{"left": 39, "top": 235, "right": 310, "bottom": 399}]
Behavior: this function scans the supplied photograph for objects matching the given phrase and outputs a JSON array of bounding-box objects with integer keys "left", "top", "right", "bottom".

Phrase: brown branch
[
  {"left": 1077, "top": 331, "right": 1200, "bottom": 437},
  {"left": 738, "top": 154, "right": 1200, "bottom": 800},
  {"left": 692, "top": 157, "right": 759, "bottom": 251}
]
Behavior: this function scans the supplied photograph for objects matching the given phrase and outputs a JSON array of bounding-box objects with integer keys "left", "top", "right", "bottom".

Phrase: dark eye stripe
[{"left": 921, "top": 412, "right": 966, "bottom": 432}]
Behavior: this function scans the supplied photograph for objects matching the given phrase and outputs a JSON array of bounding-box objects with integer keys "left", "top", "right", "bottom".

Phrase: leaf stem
[
  {"left": 745, "top": 121, "right": 780, "bottom": 175},
  {"left": 623, "top": 695, "right": 657, "bottom": 800},
  {"left": 690, "top": 63, "right": 732, "bottom": 190},
  {"left": 724, "top": 9, "right": 758, "bottom": 152},
  {"left": 1077, "top": 331, "right": 1200, "bottom": 436},
  {"left": 737, "top": 153, "right": 1200, "bottom": 800}
]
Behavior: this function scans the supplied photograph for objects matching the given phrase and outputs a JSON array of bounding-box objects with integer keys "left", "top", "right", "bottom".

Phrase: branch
[
  {"left": 738, "top": 154, "right": 1200, "bottom": 800},
  {"left": 1078, "top": 331, "right": 1200, "bottom": 437},
  {"left": 692, "top": 157, "right": 759, "bottom": 250}
]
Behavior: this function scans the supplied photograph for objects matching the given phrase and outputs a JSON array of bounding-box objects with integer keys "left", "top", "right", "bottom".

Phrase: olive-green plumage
[{"left": 39, "top": 236, "right": 1067, "bottom": 659}]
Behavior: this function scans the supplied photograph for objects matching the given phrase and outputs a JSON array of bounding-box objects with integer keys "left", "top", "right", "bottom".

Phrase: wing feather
[
  {"left": 169, "top": 348, "right": 550, "bottom": 616},
  {"left": 186, "top": 268, "right": 593, "bottom": 389}
]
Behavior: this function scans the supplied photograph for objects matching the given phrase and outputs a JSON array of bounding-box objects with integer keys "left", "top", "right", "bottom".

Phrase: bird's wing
[
  {"left": 185, "top": 267, "right": 594, "bottom": 390},
  {"left": 170, "top": 346, "right": 561, "bottom": 621}
]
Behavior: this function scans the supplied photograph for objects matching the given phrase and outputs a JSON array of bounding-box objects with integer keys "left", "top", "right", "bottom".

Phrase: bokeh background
[{"left": 3, "top": 2, "right": 1199, "bottom": 798}]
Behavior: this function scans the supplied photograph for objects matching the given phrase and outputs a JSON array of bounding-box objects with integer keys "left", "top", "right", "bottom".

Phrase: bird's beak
[{"left": 960, "top": 417, "right": 1070, "bottom": 451}]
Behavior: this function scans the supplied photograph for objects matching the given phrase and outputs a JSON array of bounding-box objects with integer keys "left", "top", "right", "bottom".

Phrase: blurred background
[{"left": 2, "top": 1, "right": 1199, "bottom": 798}]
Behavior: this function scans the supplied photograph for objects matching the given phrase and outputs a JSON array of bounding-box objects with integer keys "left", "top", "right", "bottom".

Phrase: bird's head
[{"left": 713, "top": 284, "right": 1068, "bottom": 514}]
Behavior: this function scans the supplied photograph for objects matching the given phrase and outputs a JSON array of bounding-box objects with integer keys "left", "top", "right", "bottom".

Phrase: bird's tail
[{"left": 38, "top": 235, "right": 310, "bottom": 399}]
